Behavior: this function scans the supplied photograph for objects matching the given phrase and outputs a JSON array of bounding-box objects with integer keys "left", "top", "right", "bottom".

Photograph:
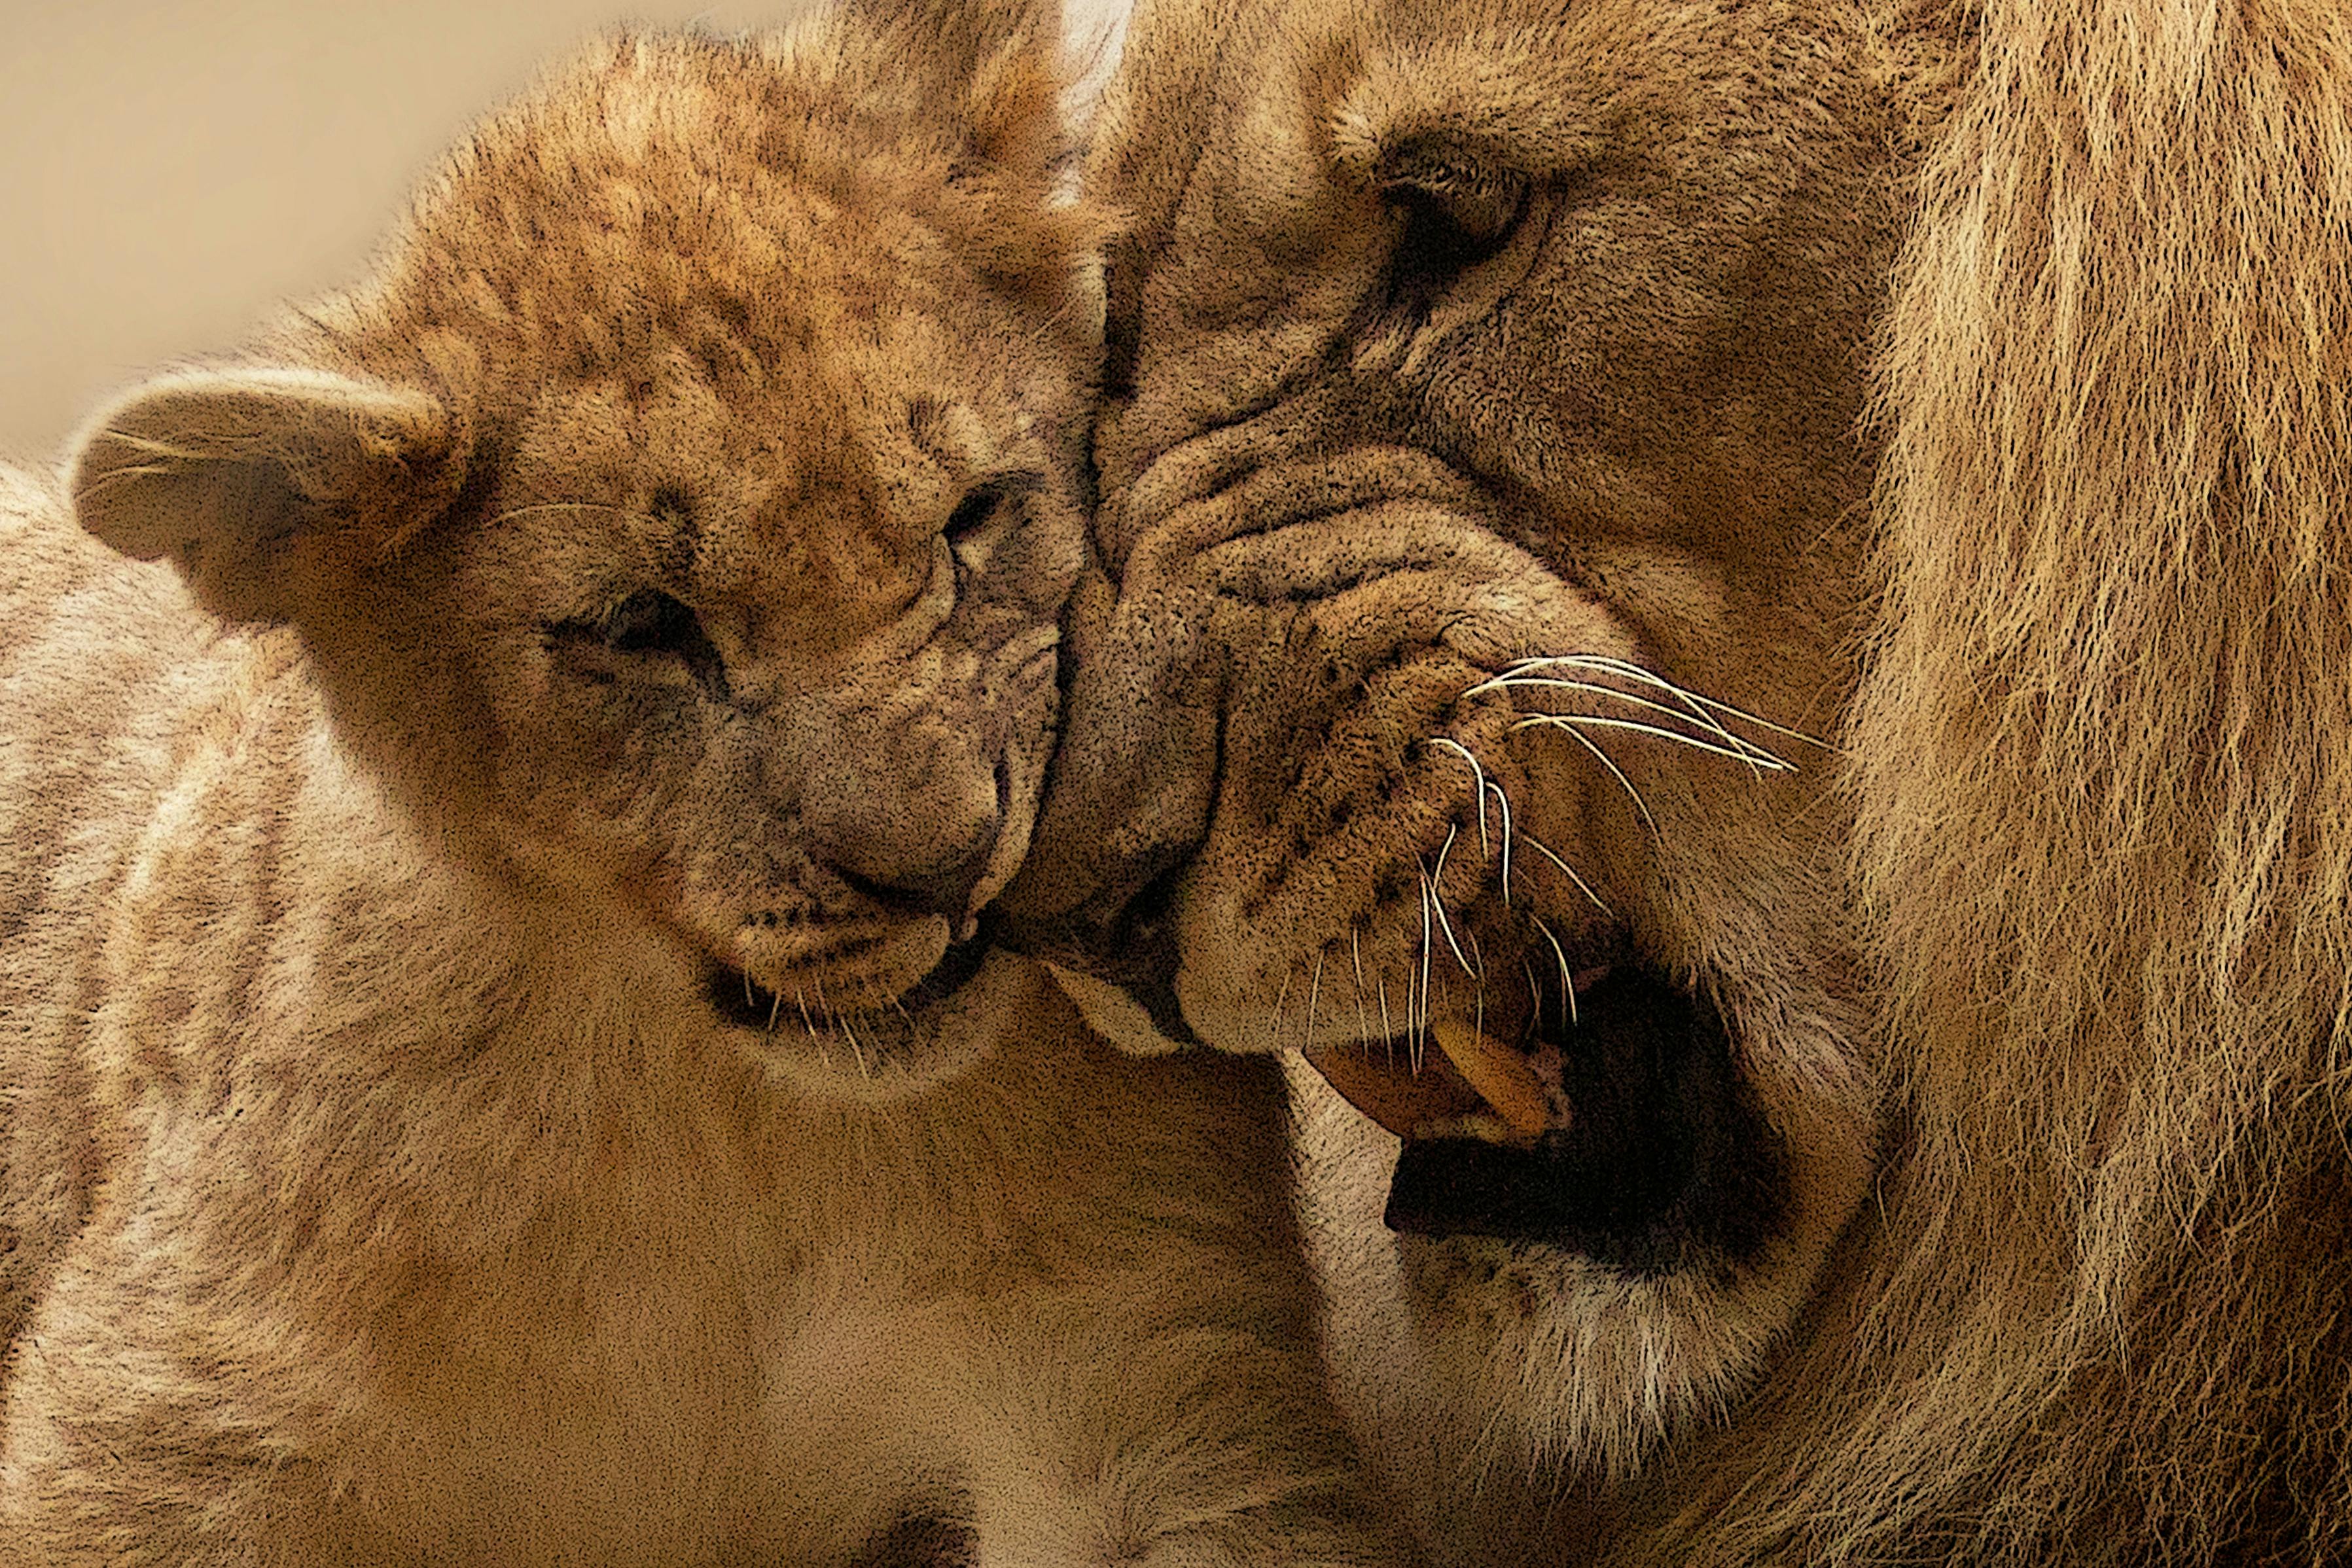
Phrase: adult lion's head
[{"left": 1004, "top": 0, "right": 2352, "bottom": 1559}]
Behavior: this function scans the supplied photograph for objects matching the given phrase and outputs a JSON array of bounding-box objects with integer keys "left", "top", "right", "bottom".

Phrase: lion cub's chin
[{"left": 717, "top": 940, "right": 1033, "bottom": 1102}]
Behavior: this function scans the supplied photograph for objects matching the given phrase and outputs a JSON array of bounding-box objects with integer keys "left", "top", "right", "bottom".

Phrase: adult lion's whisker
[
  {"left": 1512, "top": 712, "right": 1794, "bottom": 772},
  {"left": 1429, "top": 738, "right": 1493, "bottom": 861},
  {"left": 1516, "top": 827, "right": 1612, "bottom": 916},
  {"left": 1304, "top": 950, "right": 1325, "bottom": 1051},
  {"left": 1430, "top": 736, "right": 1519, "bottom": 900},
  {"left": 1544, "top": 721, "right": 1660, "bottom": 836},
  {"left": 1430, "top": 823, "right": 1477, "bottom": 978},
  {"left": 1416, "top": 864, "right": 1436, "bottom": 1071},
  {"left": 1376, "top": 974, "right": 1396, "bottom": 1067},
  {"left": 1350, "top": 928, "right": 1371, "bottom": 1047},
  {"left": 1474, "top": 654, "right": 1835, "bottom": 753},
  {"left": 1532, "top": 916, "right": 1578, "bottom": 1027},
  {"left": 1479, "top": 675, "right": 1792, "bottom": 774},
  {"left": 1513, "top": 659, "right": 1771, "bottom": 758}
]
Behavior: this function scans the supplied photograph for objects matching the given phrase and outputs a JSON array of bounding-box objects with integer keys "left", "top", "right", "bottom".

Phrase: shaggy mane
[{"left": 1683, "top": 1, "right": 2352, "bottom": 1559}]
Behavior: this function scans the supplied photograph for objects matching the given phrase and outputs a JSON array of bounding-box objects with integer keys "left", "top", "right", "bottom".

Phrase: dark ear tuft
[{"left": 68, "top": 365, "right": 469, "bottom": 624}]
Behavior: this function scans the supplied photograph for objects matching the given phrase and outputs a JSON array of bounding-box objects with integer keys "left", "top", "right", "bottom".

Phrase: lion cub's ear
[
  {"left": 68, "top": 363, "right": 469, "bottom": 624},
  {"left": 845, "top": 0, "right": 1065, "bottom": 151},
  {"left": 843, "top": 0, "right": 1109, "bottom": 291}
]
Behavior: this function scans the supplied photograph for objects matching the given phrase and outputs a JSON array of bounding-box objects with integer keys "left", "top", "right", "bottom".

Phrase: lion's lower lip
[{"left": 704, "top": 936, "right": 993, "bottom": 1033}]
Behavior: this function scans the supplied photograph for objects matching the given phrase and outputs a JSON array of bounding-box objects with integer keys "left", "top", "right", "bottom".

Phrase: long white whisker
[
  {"left": 1517, "top": 827, "right": 1613, "bottom": 915},
  {"left": 1512, "top": 711, "right": 1792, "bottom": 772},
  {"left": 1416, "top": 867, "right": 1435, "bottom": 1071},
  {"left": 1533, "top": 916, "right": 1578, "bottom": 1027},
  {"left": 1429, "top": 738, "right": 1492, "bottom": 862},
  {"left": 1567, "top": 652, "right": 1834, "bottom": 751},
  {"left": 1376, "top": 974, "right": 1396, "bottom": 1065},
  {"left": 1539, "top": 721, "right": 1659, "bottom": 836},
  {"left": 1478, "top": 675, "right": 1789, "bottom": 773},
  {"left": 809, "top": 981, "right": 836, "bottom": 1071},
  {"left": 1350, "top": 928, "right": 1370, "bottom": 1046},
  {"left": 1305, "top": 950, "right": 1325, "bottom": 1052},
  {"left": 1465, "top": 929, "right": 1486, "bottom": 1042},
  {"left": 1430, "top": 823, "right": 1476, "bottom": 978},
  {"left": 1473, "top": 654, "right": 1833, "bottom": 751},
  {"left": 1491, "top": 776, "right": 1515, "bottom": 904}
]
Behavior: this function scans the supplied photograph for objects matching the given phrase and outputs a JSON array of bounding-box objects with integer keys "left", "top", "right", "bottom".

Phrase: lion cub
[{"left": 0, "top": 5, "right": 1393, "bottom": 1564}]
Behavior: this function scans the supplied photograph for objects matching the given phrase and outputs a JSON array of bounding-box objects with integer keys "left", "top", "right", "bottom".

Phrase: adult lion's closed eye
[{"left": 1007, "top": 0, "right": 2352, "bottom": 1562}]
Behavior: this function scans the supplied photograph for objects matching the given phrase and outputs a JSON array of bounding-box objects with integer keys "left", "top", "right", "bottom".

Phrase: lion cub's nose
[{"left": 821, "top": 822, "right": 999, "bottom": 921}]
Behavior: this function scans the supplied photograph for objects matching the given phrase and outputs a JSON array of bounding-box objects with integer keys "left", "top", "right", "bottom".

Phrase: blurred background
[{"left": 0, "top": 0, "right": 1130, "bottom": 463}]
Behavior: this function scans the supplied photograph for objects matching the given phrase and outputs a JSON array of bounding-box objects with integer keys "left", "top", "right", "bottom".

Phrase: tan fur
[
  {"left": 1008, "top": 0, "right": 2352, "bottom": 1560},
  {"left": 0, "top": 8, "right": 1400, "bottom": 1563}
]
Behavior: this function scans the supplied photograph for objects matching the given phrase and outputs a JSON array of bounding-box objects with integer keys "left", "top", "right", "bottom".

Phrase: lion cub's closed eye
[{"left": 0, "top": 3, "right": 1399, "bottom": 1563}]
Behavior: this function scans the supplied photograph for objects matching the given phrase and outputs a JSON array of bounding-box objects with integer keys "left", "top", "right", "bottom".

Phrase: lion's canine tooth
[{"left": 1429, "top": 1020, "right": 1551, "bottom": 1138}]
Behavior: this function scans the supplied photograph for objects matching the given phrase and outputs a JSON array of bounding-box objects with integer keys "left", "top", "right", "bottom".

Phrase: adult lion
[{"left": 1003, "top": 0, "right": 2352, "bottom": 1560}]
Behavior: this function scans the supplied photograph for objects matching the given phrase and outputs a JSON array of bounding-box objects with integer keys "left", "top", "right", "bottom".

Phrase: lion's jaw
[{"left": 1005, "top": 0, "right": 1935, "bottom": 1493}]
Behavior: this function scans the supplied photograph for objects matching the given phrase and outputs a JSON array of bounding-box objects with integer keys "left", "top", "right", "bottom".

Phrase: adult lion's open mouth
[{"left": 1345, "top": 963, "right": 1786, "bottom": 1274}]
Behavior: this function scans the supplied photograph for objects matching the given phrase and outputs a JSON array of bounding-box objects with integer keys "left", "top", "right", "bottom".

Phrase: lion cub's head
[{"left": 67, "top": 1, "right": 1102, "bottom": 1096}]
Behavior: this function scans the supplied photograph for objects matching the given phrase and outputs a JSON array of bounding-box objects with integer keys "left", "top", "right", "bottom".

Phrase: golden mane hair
[{"left": 1713, "top": 1, "right": 2352, "bottom": 1558}]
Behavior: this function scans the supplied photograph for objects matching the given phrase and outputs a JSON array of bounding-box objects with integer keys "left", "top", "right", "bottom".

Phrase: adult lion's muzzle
[{"left": 995, "top": 408, "right": 1800, "bottom": 1260}]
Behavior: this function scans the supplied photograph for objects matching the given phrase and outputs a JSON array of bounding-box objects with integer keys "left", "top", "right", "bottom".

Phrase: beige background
[{"left": 0, "top": 0, "right": 1129, "bottom": 465}]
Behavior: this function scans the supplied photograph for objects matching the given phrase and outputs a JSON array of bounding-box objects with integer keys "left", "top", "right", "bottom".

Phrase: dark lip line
[{"left": 702, "top": 934, "right": 993, "bottom": 1035}]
